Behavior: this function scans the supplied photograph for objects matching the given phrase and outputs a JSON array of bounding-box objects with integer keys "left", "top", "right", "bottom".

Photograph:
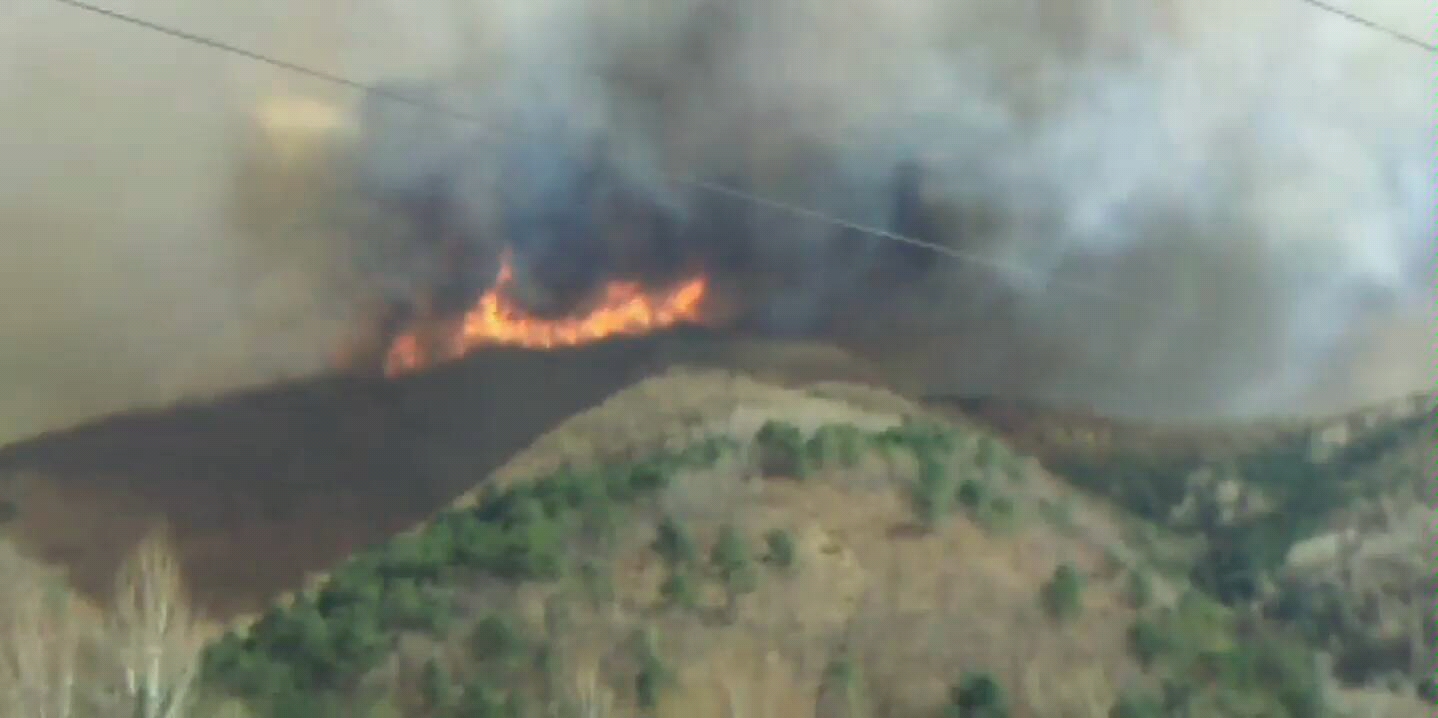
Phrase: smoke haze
[{"left": 0, "top": 0, "right": 1431, "bottom": 446}]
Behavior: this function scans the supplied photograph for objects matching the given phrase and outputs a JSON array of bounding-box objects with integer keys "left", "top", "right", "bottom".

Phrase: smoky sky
[
  {"left": 347, "top": 0, "right": 1437, "bottom": 419},
  {"left": 0, "top": 0, "right": 1431, "bottom": 447}
]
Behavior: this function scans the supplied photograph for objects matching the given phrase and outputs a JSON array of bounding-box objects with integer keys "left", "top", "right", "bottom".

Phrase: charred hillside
[{"left": 0, "top": 329, "right": 886, "bottom": 616}]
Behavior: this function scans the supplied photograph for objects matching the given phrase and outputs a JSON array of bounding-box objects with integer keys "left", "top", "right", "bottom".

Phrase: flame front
[{"left": 383, "top": 253, "right": 708, "bottom": 376}]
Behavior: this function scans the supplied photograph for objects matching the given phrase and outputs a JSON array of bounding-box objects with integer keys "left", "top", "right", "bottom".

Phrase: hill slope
[
  {"left": 195, "top": 368, "right": 1428, "bottom": 718},
  {"left": 0, "top": 335, "right": 1429, "bottom": 717},
  {"left": 0, "top": 330, "right": 886, "bottom": 616}
]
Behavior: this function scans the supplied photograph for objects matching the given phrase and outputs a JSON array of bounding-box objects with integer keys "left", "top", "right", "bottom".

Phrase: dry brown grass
[
  {"left": 517, "top": 476, "right": 1145, "bottom": 717},
  {"left": 402, "top": 370, "right": 1154, "bottom": 718},
  {"left": 1331, "top": 686, "right": 1433, "bottom": 718},
  {"left": 477, "top": 367, "right": 914, "bottom": 498}
]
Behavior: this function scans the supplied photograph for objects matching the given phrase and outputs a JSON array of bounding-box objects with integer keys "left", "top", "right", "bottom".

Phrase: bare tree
[
  {"left": 0, "top": 543, "right": 84, "bottom": 718},
  {"left": 571, "top": 665, "right": 615, "bottom": 718},
  {"left": 105, "top": 527, "right": 205, "bottom": 718}
]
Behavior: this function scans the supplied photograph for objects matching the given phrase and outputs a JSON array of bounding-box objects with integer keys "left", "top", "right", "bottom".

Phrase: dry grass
[
  {"left": 250, "top": 363, "right": 1156, "bottom": 717},
  {"left": 414, "top": 371, "right": 1153, "bottom": 718},
  {"left": 474, "top": 367, "right": 911, "bottom": 498},
  {"left": 1331, "top": 686, "right": 1434, "bottom": 718}
]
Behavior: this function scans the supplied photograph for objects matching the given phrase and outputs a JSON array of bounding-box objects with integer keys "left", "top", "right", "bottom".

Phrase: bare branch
[
  {"left": 107, "top": 526, "right": 205, "bottom": 718},
  {"left": 0, "top": 542, "right": 84, "bottom": 718},
  {"left": 571, "top": 665, "right": 614, "bottom": 718}
]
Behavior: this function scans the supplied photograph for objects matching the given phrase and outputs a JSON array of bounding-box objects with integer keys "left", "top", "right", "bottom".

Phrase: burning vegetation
[
  {"left": 382, "top": 250, "right": 709, "bottom": 375},
  {"left": 331, "top": 82, "right": 927, "bottom": 379}
]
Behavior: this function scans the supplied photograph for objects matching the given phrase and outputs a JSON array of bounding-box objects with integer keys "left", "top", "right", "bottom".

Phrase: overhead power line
[
  {"left": 1294, "top": 0, "right": 1437, "bottom": 53},
  {"left": 37, "top": 0, "right": 1434, "bottom": 309},
  {"left": 45, "top": 0, "right": 1150, "bottom": 306},
  {"left": 48, "top": 0, "right": 490, "bottom": 123}
]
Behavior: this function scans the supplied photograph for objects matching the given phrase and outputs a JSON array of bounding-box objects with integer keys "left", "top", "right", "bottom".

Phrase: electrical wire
[
  {"left": 1293, "top": 0, "right": 1436, "bottom": 53},
  {"left": 37, "top": 0, "right": 1435, "bottom": 309}
]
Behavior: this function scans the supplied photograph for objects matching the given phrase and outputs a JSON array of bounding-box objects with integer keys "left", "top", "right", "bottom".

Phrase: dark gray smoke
[
  {"left": 347, "top": 0, "right": 1434, "bottom": 418},
  {"left": 0, "top": 0, "right": 1430, "bottom": 448}
]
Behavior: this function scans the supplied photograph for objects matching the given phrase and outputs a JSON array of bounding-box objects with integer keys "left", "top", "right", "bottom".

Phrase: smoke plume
[{"left": 0, "top": 0, "right": 1431, "bottom": 447}]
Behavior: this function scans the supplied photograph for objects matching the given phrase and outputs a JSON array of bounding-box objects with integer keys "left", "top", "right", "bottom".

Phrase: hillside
[
  {"left": 948, "top": 391, "right": 1438, "bottom": 714},
  {"left": 196, "top": 372, "right": 1431, "bottom": 718},
  {"left": 0, "top": 329, "right": 885, "bottom": 616},
  {"left": 0, "top": 335, "right": 1430, "bottom": 718},
  {"left": 191, "top": 370, "right": 1145, "bottom": 717}
]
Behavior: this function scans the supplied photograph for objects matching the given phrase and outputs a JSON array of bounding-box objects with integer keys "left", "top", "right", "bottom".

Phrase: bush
[
  {"left": 912, "top": 453, "right": 954, "bottom": 531},
  {"left": 711, "top": 525, "right": 758, "bottom": 619},
  {"left": 1191, "top": 517, "right": 1293, "bottom": 605},
  {"left": 807, "top": 423, "right": 864, "bottom": 468},
  {"left": 266, "top": 688, "right": 347, "bottom": 718},
  {"left": 1126, "top": 570, "right": 1153, "bottom": 610},
  {"left": 974, "top": 436, "right": 1001, "bottom": 468},
  {"left": 755, "top": 421, "right": 809, "bottom": 478},
  {"left": 1127, "top": 619, "right": 1168, "bottom": 667},
  {"left": 956, "top": 478, "right": 1017, "bottom": 533},
  {"left": 821, "top": 655, "right": 867, "bottom": 715},
  {"left": 979, "top": 495, "right": 1018, "bottom": 533},
  {"left": 948, "top": 671, "right": 1009, "bottom": 718},
  {"left": 763, "top": 528, "right": 797, "bottom": 570},
  {"left": 825, "top": 656, "right": 859, "bottom": 688},
  {"left": 419, "top": 658, "right": 456, "bottom": 712},
  {"left": 1239, "top": 635, "right": 1326, "bottom": 718},
  {"left": 626, "top": 461, "right": 671, "bottom": 495},
  {"left": 576, "top": 558, "right": 614, "bottom": 606},
  {"left": 456, "top": 679, "right": 521, "bottom": 718},
  {"left": 380, "top": 577, "right": 449, "bottom": 633},
  {"left": 1108, "top": 689, "right": 1163, "bottom": 718},
  {"left": 1042, "top": 563, "right": 1084, "bottom": 622},
  {"left": 675, "top": 435, "right": 740, "bottom": 469},
  {"left": 470, "top": 614, "right": 528, "bottom": 667},
  {"left": 900, "top": 420, "right": 957, "bottom": 453},
  {"left": 1418, "top": 676, "right": 1437, "bottom": 704},
  {"left": 659, "top": 571, "right": 698, "bottom": 610},
  {"left": 872, "top": 420, "right": 955, "bottom": 463},
  {"left": 652, "top": 517, "right": 698, "bottom": 568},
  {"left": 633, "top": 629, "right": 673, "bottom": 711},
  {"left": 635, "top": 667, "right": 665, "bottom": 711},
  {"left": 1123, "top": 591, "right": 1327, "bottom": 717},
  {"left": 957, "top": 478, "right": 987, "bottom": 509},
  {"left": 711, "top": 526, "right": 755, "bottom": 584}
]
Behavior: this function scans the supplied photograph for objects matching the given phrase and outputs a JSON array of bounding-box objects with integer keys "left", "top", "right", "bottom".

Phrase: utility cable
[{"left": 38, "top": 0, "right": 1435, "bottom": 309}]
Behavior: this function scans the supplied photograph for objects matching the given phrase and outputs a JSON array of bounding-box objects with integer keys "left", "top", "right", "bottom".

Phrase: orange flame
[{"left": 383, "top": 252, "right": 708, "bottom": 376}]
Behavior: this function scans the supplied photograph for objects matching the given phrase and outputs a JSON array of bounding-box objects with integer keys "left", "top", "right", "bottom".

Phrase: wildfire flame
[{"left": 383, "top": 252, "right": 708, "bottom": 376}]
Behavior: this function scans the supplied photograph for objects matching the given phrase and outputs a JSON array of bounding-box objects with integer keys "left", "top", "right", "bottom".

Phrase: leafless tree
[
  {"left": 104, "top": 527, "right": 205, "bottom": 718},
  {"left": 571, "top": 665, "right": 615, "bottom": 718},
  {"left": 0, "top": 543, "right": 84, "bottom": 718}
]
